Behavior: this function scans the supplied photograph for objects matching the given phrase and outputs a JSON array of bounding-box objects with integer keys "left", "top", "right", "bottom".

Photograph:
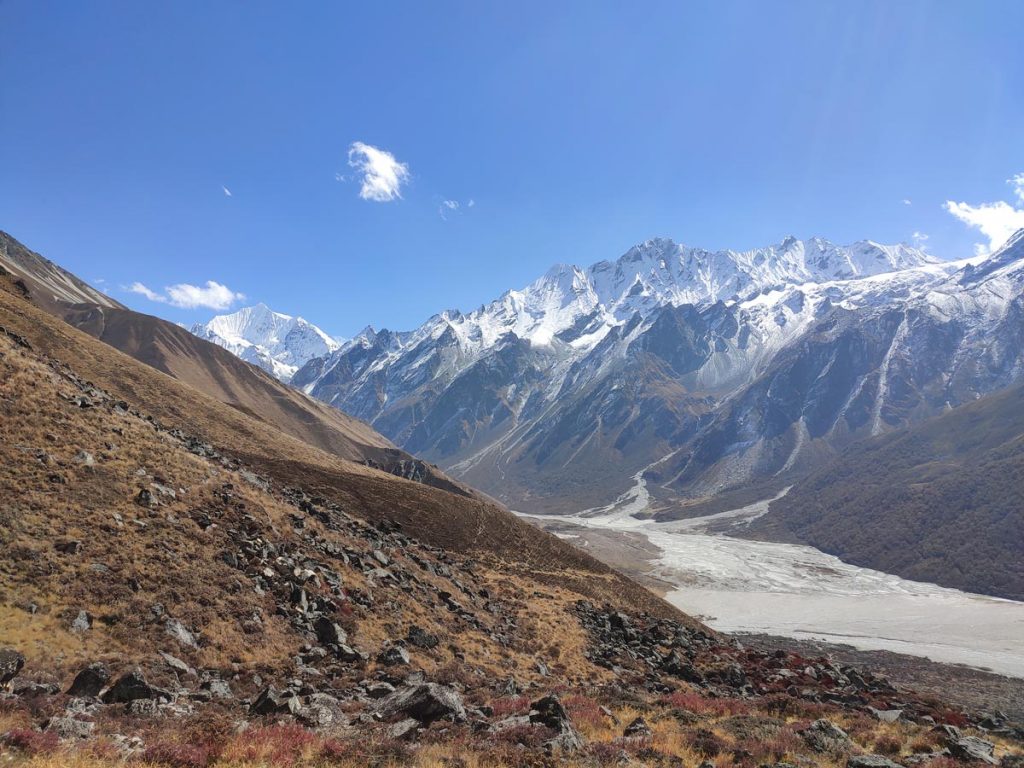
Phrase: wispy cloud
[
  {"left": 902, "top": 199, "right": 912, "bottom": 206},
  {"left": 347, "top": 141, "right": 410, "bottom": 202},
  {"left": 945, "top": 173, "right": 1024, "bottom": 255},
  {"left": 127, "top": 280, "right": 245, "bottom": 310},
  {"left": 438, "top": 197, "right": 475, "bottom": 220},
  {"left": 912, "top": 231, "right": 929, "bottom": 249},
  {"left": 222, "top": 186, "right": 232, "bottom": 197}
]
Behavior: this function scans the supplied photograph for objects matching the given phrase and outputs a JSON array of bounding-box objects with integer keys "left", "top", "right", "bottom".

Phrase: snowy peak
[{"left": 191, "top": 303, "right": 341, "bottom": 382}]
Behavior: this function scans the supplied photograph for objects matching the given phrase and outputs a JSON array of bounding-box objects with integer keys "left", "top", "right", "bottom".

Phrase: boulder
[
  {"left": 407, "top": 625, "right": 439, "bottom": 649},
  {"left": 46, "top": 716, "right": 95, "bottom": 740},
  {"left": 529, "top": 694, "right": 584, "bottom": 752},
  {"left": 388, "top": 717, "right": 420, "bottom": 740},
  {"left": 868, "top": 707, "right": 903, "bottom": 723},
  {"left": 802, "top": 719, "right": 851, "bottom": 753},
  {"left": 0, "top": 648, "right": 25, "bottom": 684},
  {"left": 377, "top": 682, "right": 466, "bottom": 724},
  {"left": 377, "top": 645, "right": 411, "bottom": 666},
  {"left": 250, "top": 685, "right": 300, "bottom": 716},
  {"left": 949, "top": 736, "right": 997, "bottom": 765},
  {"left": 623, "top": 716, "right": 652, "bottom": 738},
  {"left": 314, "top": 616, "right": 347, "bottom": 647},
  {"left": 165, "top": 618, "right": 198, "bottom": 648},
  {"left": 101, "top": 670, "right": 170, "bottom": 704},
  {"left": 67, "top": 663, "right": 110, "bottom": 697},
  {"left": 70, "top": 610, "right": 92, "bottom": 633}
]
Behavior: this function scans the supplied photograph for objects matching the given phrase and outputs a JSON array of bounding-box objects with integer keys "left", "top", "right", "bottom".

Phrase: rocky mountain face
[
  {"left": 284, "top": 233, "right": 1024, "bottom": 514},
  {"left": 191, "top": 303, "right": 341, "bottom": 382}
]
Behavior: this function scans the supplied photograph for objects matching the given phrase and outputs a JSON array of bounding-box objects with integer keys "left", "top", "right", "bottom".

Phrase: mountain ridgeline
[{"left": 195, "top": 230, "right": 1024, "bottom": 599}]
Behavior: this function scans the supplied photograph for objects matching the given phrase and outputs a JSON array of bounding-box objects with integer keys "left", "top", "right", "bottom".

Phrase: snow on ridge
[{"left": 191, "top": 302, "right": 342, "bottom": 382}]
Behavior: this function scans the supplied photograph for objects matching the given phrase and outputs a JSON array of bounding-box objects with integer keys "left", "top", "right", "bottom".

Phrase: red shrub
[
  {"left": 319, "top": 738, "right": 349, "bottom": 760},
  {"left": 489, "top": 695, "right": 531, "bottom": 717},
  {"left": 563, "top": 694, "right": 606, "bottom": 730},
  {"left": 229, "top": 723, "right": 318, "bottom": 766},
  {"left": 1, "top": 728, "right": 60, "bottom": 756}
]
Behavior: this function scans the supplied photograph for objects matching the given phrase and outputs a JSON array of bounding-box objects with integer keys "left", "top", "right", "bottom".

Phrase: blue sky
[{"left": 2, "top": 1, "right": 1023, "bottom": 336}]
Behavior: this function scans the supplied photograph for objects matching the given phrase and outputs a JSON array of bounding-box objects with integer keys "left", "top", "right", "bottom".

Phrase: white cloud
[
  {"left": 222, "top": 186, "right": 232, "bottom": 197},
  {"left": 347, "top": 141, "right": 410, "bottom": 202},
  {"left": 912, "top": 231, "right": 929, "bottom": 249},
  {"left": 467, "top": 199, "right": 475, "bottom": 208},
  {"left": 902, "top": 199, "right": 912, "bottom": 206},
  {"left": 944, "top": 174, "right": 1024, "bottom": 256},
  {"left": 166, "top": 281, "right": 245, "bottom": 310},
  {"left": 127, "top": 280, "right": 245, "bottom": 310},
  {"left": 128, "top": 282, "right": 166, "bottom": 303}
]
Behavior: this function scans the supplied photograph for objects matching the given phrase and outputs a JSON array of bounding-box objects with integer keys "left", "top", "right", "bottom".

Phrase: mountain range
[
  {"left": 187, "top": 231, "right": 1024, "bottom": 598},
  {"left": 204, "top": 234, "right": 1017, "bottom": 513}
]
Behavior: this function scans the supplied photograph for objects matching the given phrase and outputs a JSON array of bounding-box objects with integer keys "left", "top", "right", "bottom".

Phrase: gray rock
[
  {"left": 949, "top": 736, "right": 997, "bottom": 765},
  {"left": 300, "top": 693, "right": 348, "bottom": 730},
  {"left": 377, "top": 682, "right": 466, "bottom": 724},
  {"left": 202, "top": 678, "right": 233, "bottom": 700},
  {"left": 314, "top": 616, "right": 347, "bottom": 647},
  {"left": 70, "top": 610, "right": 92, "bottom": 633},
  {"left": 388, "top": 717, "right": 420, "bottom": 740},
  {"left": 847, "top": 756, "right": 905, "bottom": 768},
  {"left": 623, "top": 716, "right": 652, "bottom": 738},
  {"left": 407, "top": 625, "right": 439, "bottom": 649},
  {"left": 365, "top": 681, "right": 396, "bottom": 699},
  {"left": 868, "top": 707, "right": 903, "bottom": 723},
  {"left": 67, "top": 663, "right": 110, "bottom": 697},
  {"left": 250, "top": 686, "right": 287, "bottom": 715},
  {"left": 158, "top": 652, "right": 193, "bottom": 677},
  {"left": 0, "top": 648, "right": 25, "bottom": 684},
  {"left": 803, "top": 719, "right": 851, "bottom": 753},
  {"left": 165, "top": 618, "right": 198, "bottom": 648},
  {"left": 101, "top": 670, "right": 170, "bottom": 704},
  {"left": 529, "top": 694, "right": 584, "bottom": 752},
  {"left": 46, "top": 716, "right": 95, "bottom": 740},
  {"left": 377, "top": 645, "right": 410, "bottom": 666}
]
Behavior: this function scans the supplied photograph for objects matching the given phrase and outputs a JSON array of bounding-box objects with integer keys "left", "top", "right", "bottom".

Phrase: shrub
[
  {"left": 490, "top": 695, "right": 531, "bottom": 718},
  {"left": 563, "top": 694, "right": 606, "bottom": 731},
  {"left": 141, "top": 742, "right": 215, "bottom": 768},
  {"left": 1, "top": 728, "right": 60, "bottom": 756},
  {"left": 875, "top": 734, "right": 904, "bottom": 755},
  {"left": 661, "top": 691, "right": 750, "bottom": 717}
]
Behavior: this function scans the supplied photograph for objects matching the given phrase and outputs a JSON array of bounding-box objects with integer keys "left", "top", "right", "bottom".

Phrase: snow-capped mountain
[
  {"left": 285, "top": 233, "right": 1024, "bottom": 513},
  {"left": 191, "top": 303, "right": 341, "bottom": 382}
]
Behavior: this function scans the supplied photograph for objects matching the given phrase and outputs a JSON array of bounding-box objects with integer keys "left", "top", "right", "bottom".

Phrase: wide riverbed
[{"left": 520, "top": 476, "right": 1024, "bottom": 679}]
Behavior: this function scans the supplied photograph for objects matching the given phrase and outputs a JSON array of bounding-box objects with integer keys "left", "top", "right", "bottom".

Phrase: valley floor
[{"left": 520, "top": 488, "right": 1024, "bottom": 680}]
